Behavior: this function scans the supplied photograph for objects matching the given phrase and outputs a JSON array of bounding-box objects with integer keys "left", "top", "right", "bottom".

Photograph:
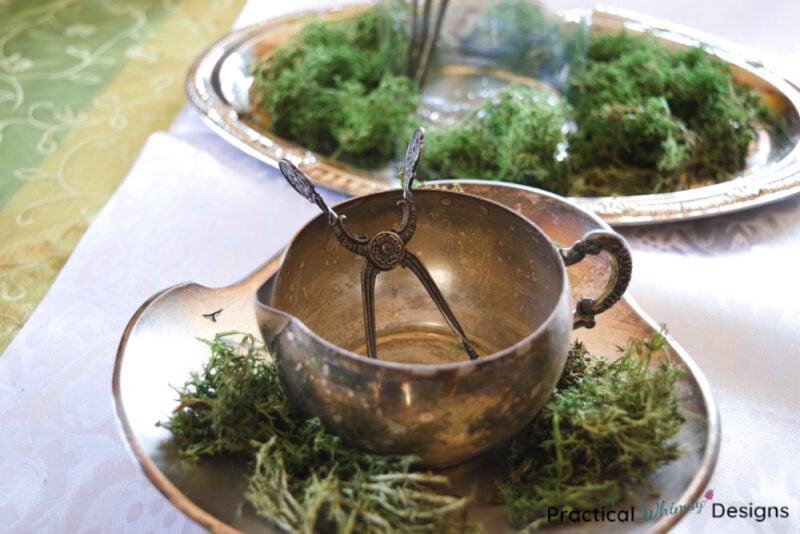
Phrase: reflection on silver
[{"left": 114, "top": 181, "right": 719, "bottom": 533}]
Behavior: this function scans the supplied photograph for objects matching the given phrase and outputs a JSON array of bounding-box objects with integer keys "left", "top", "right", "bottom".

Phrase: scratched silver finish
[
  {"left": 258, "top": 187, "right": 631, "bottom": 467},
  {"left": 186, "top": 3, "right": 800, "bottom": 225},
  {"left": 114, "top": 182, "right": 719, "bottom": 533}
]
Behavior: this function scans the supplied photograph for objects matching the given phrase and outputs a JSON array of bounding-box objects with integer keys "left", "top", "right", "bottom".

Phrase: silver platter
[
  {"left": 113, "top": 181, "right": 719, "bottom": 533},
  {"left": 185, "top": 3, "right": 800, "bottom": 225}
]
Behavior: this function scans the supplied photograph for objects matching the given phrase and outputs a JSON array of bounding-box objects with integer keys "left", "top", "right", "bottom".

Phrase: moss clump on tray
[
  {"left": 562, "top": 31, "right": 778, "bottom": 196},
  {"left": 421, "top": 85, "right": 573, "bottom": 195},
  {"left": 163, "top": 333, "right": 469, "bottom": 533},
  {"left": 253, "top": 8, "right": 418, "bottom": 167},
  {"left": 162, "top": 330, "right": 684, "bottom": 532},
  {"left": 252, "top": 6, "right": 785, "bottom": 197},
  {"left": 499, "top": 334, "right": 684, "bottom": 530}
]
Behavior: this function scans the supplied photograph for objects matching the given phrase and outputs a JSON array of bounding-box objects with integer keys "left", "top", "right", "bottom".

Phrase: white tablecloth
[{"left": 2, "top": 1, "right": 799, "bottom": 532}]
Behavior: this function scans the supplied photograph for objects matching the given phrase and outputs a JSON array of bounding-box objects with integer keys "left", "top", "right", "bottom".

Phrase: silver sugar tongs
[{"left": 278, "top": 127, "right": 479, "bottom": 361}]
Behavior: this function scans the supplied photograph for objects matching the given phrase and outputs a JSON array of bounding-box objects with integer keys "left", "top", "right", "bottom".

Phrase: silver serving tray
[
  {"left": 186, "top": 3, "right": 800, "bottom": 226},
  {"left": 113, "top": 181, "right": 719, "bottom": 533}
]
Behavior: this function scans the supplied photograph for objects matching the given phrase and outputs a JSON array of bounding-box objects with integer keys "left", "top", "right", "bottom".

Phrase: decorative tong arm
[
  {"left": 277, "top": 128, "right": 479, "bottom": 361},
  {"left": 402, "top": 252, "right": 479, "bottom": 360},
  {"left": 392, "top": 127, "right": 424, "bottom": 242},
  {"left": 279, "top": 159, "right": 369, "bottom": 256}
]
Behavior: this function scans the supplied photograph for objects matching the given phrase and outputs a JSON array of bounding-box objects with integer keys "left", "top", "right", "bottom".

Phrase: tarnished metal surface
[
  {"left": 277, "top": 128, "right": 480, "bottom": 361},
  {"left": 264, "top": 123, "right": 633, "bottom": 465},
  {"left": 186, "top": 3, "right": 800, "bottom": 225},
  {"left": 561, "top": 230, "right": 633, "bottom": 329},
  {"left": 114, "top": 181, "right": 719, "bottom": 533},
  {"left": 259, "top": 183, "right": 629, "bottom": 467}
]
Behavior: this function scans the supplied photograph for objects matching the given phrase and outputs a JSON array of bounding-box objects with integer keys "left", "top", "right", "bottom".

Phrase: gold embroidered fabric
[{"left": 0, "top": 0, "right": 246, "bottom": 352}]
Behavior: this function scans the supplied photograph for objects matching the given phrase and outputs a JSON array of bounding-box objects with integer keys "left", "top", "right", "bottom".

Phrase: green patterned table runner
[{"left": 0, "top": 0, "right": 246, "bottom": 353}]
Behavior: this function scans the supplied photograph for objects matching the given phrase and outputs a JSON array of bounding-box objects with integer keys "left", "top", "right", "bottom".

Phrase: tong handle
[
  {"left": 279, "top": 159, "right": 336, "bottom": 224},
  {"left": 403, "top": 127, "right": 425, "bottom": 198}
]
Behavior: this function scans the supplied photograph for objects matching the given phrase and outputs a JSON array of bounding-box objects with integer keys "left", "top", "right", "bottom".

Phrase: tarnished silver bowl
[{"left": 255, "top": 187, "right": 631, "bottom": 467}]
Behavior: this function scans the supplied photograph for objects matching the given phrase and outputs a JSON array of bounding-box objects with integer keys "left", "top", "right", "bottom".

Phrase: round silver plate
[
  {"left": 114, "top": 181, "right": 719, "bottom": 533},
  {"left": 185, "top": 3, "right": 800, "bottom": 225}
]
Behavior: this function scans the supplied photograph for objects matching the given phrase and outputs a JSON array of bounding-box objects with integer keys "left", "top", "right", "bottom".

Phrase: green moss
[
  {"left": 163, "top": 332, "right": 468, "bottom": 533},
  {"left": 421, "top": 85, "right": 572, "bottom": 195},
  {"left": 254, "top": 6, "right": 786, "bottom": 196},
  {"left": 500, "top": 332, "right": 685, "bottom": 530},
  {"left": 565, "top": 31, "right": 775, "bottom": 195},
  {"left": 253, "top": 8, "right": 419, "bottom": 167},
  {"left": 164, "top": 330, "right": 685, "bottom": 531}
]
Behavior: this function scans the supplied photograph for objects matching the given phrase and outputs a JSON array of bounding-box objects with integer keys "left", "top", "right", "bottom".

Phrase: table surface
[{"left": 1, "top": 1, "right": 799, "bottom": 532}]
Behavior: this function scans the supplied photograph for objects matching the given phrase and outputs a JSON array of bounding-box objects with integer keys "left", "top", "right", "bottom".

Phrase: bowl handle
[{"left": 559, "top": 230, "right": 633, "bottom": 329}]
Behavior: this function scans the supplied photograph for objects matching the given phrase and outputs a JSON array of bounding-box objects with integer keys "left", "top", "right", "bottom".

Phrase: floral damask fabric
[
  {"left": 621, "top": 193, "right": 800, "bottom": 256},
  {"left": 0, "top": 0, "right": 245, "bottom": 353}
]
